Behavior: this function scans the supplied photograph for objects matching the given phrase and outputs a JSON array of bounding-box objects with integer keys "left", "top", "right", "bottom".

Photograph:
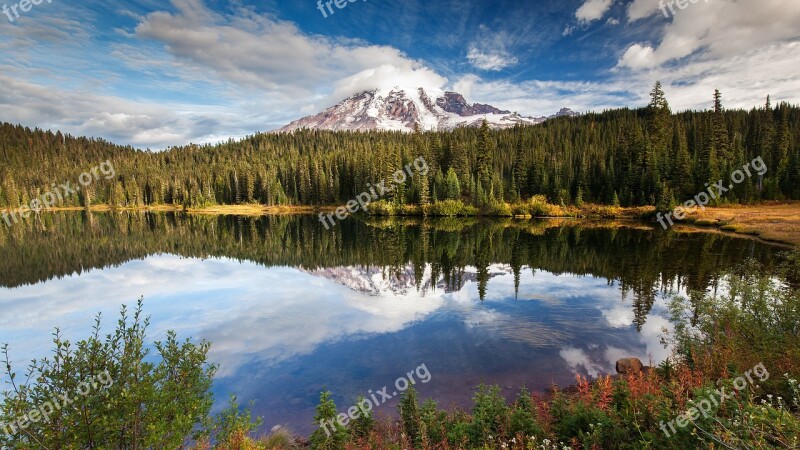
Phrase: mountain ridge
[{"left": 276, "top": 87, "right": 577, "bottom": 133}]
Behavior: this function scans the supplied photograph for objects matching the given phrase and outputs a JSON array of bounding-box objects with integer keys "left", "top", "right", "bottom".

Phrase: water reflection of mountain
[
  {"left": 0, "top": 212, "right": 782, "bottom": 329},
  {"left": 304, "top": 264, "right": 512, "bottom": 296}
]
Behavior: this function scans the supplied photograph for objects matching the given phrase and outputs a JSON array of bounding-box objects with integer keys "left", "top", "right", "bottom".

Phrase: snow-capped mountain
[{"left": 276, "top": 87, "right": 577, "bottom": 133}]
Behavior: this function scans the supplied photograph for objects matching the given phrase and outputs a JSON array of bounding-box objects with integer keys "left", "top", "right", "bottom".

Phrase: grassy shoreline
[{"left": 42, "top": 201, "right": 800, "bottom": 246}]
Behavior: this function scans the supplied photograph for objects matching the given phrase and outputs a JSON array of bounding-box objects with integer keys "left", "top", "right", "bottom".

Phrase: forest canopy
[{"left": 1, "top": 86, "right": 798, "bottom": 210}]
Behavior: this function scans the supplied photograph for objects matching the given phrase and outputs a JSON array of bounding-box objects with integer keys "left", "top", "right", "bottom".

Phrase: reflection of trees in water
[{"left": 0, "top": 212, "right": 780, "bottom": 326}]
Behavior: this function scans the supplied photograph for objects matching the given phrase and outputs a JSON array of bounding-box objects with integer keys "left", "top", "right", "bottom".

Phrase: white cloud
[
  {"left": 466, "top": 47, "right": 518, "bottom": 71},
  {"left": 451, "top": 1, "right": 800, "bottom": 117},
  {"left": 329, "top": 63, "right": 448, "bottom": 105},
  {"left": 619, "top": 0, "right": 800, "bottom": 69},
  {"left": 575, "top": 0, "right": 614, "bottom": 23},
  {"left": 0, "top": 73, "right": 207, "bottom": 148},
  {"left": 452, "top": 74, "right": 637, "bottom": 117},
  {"left": 132, "top": 0, "right": 445, "bottom": 100},
  {"left": 619, "top": 44, "right": 657, "bottom": 70},
  {"left": 465, "top": 27, "right": 520, "bottom": 71},
  {"left": 454, "top": 37, "right": 800, "bottom": 118},
  {"left": 626, "top": 0, "right": 661, "bottom": 22}
]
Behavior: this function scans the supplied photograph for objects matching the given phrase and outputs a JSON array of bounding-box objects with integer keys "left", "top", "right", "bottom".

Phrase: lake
[{"left": 0, "top": 212, "right": 785, "bottom": 435}]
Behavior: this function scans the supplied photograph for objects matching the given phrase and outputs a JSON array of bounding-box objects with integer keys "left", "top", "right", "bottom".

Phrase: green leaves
[
  {"left": 0, "top": 298, "right": 216, "bottom": 449},
  {"left": 309, "top": 389, "right": 346, "bottom": 450}
]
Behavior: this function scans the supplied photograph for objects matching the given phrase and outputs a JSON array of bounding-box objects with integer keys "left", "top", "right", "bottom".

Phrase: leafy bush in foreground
[
  {"left": 0, "top": 299, "right": 282, "bottom": 450},
  {"left": 0, "top": 298, "right": 215, "bottom": 449}
]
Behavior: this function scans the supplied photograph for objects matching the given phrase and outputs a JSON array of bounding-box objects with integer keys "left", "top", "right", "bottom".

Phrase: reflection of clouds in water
[
  {"left": 206, "top": 280, "right": 445, "bottom": 377},
  {"left": 472, "top": 268, "right": 673, "bottom": 375},
  {"left": 560, "top": 347, "right": 607, "bottom": 378},
  {"left": 0, "top": 256, "right": 251, "bottom": 326},
  {"left": 0, "top": 255, "right": 447, "bottom": 377},
  {"left": 0, "top": 256, "right": 673, "bottom": 383},
  {"left": 560, "top": 345, "right": 649, "bottom": 378},
  {"left": 0, "top": 255, "right": 292, "bottom": 365},
  {"left": 463, "top": 308, "right": 571, "bottom": 348},
  {"left": 464, "top": 309, "right": 505, "bottom": 327}
]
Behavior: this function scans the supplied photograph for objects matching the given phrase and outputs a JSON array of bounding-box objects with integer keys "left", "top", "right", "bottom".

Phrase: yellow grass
[{"left": 676, "top": 202, "right": 800, "bottom": 246}]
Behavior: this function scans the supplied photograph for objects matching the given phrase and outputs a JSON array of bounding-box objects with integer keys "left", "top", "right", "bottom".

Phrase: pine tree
[
  {"left": 512, "top": 137, "right": 527, "bottom": 200},
  {"left": 418, "top": 170, "right": 430, "bottom": 211},
  {"left": 712, "top": 89, "right": 729, "bottom": 160},
  {"left": 444, "top": 167, "right": 461, "bottom": 200},
  {"left": 309, "top": 390, "right": 347, "bottom": 450},
  {"left": 350, "top": 395, "right": 375, "bottom": 440},
  {"left": 449, "top": 140, "right": 468, "bottom": 182},
  {"left": 398, "top": 387, "right": 422, "bottom": 448},
  {"left": 647, "top": 81, "right": 672, "bottom": 157},
  {"left": 671, "top": 122, "right": 694, "bottom": 199},
  {"left": 776, "top": 103, "right": 791, "bottom": 192},
  {"left": 476, "top": 120, "right": 495, "bottom": 204}
]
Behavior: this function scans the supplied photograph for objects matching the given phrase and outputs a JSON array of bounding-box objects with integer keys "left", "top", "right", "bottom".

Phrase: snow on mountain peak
[{"left": 277, "top": 88, "right": 577, "bottom": 133}]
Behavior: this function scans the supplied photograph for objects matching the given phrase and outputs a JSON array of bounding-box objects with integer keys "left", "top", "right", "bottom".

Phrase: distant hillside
[{"left": 0, "top": 88, "right": 798, "bottom": 211}]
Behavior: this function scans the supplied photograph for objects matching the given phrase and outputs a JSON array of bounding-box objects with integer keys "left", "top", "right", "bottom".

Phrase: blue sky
[{"left": 0, "top": 0, "right": 798, "bottom": 148}]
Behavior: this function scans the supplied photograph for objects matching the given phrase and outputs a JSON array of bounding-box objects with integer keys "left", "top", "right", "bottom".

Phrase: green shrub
[
  {"left": 551, "top": 397, "right": 615, "bottom": 446},
  {"left": 511, "top": 203, "right": 530, "bottom": 215},
  {"left": 690, "top": 377, "right": 800, "bottom": 449},
  {"left": 527, "top": 195, "right": 560, "bottom": 217},
  {"left": 212, "top": 395, "right": 263, "bottom": 445},
  {"left": 419, "top": 399, "right": 447, "bottom": 444},
  {"left": 481, "top": 202, "right": 513, "bottom": 217},
  {"left": 469, "top": 384, "right": 509, "bottom": 446},
  {"left": 365, "top": 200, "right": 395, "bottom": 216},
  {"left": 425, "top": 200, "right": 476, "bottom": 217},
  {"left": 0, "top": 299, "right": 216, "bottom": 449},
  {"left": 509, "top": 387, "right": 543, "bottom": 439},
  {"left": 667, "top": 258, "right": 800, "bottom": 397},
  {"left": 399, "top": 204, "right": 422, "bottom": 216},
  {"left": 444, "top": 411, "right": 470, "bottom": 448}
]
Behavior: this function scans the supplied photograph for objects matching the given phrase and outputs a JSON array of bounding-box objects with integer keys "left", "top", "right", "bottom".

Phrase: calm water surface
[{"left": 0, "top": 212, "right": 783, "bottom": 434}]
